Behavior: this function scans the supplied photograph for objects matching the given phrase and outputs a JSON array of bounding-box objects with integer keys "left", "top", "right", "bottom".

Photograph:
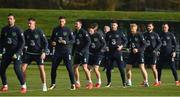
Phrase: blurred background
[{"left": 0, "top": 0, "right": 180, "bottom": 11}]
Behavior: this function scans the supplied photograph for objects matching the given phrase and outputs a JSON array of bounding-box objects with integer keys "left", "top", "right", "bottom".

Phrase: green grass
[
  {"left": 0, "top": 9, "right": 180, "bottom": 36},
  {"left": 0, "top": 64, "right": 180, "bottom": 96}
]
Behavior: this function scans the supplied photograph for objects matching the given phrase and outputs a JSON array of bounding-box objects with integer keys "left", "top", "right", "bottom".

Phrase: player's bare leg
[
  {"left": 126, "top": 64, "right": 132, "bottom": 86},
  {"left": 39, "top": 65, "right": 47, "bottom": 91},
  {"left": 94, "top": 65, "right": 101, "bottom": 88},
  {"left": 74, "top": 64, "right": 80, "bottom": 88},
  {"left": 139, "top": 63, "right": 149, "bottom": 87}
]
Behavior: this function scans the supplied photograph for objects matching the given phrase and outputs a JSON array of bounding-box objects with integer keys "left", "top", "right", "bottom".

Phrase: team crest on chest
[
  {"left": 166, "top": 36, "right": 170, "bottom": 40},
  {"left": 79, "top": 34, "right": 82, "bottom": 37},
  {"left": 63, "top": 32, "right": 68, "bottom": 36},
  {"left": 151, "top": 36, "right": 155, "bottom": 39},
  {"left": 12, "top": 32, "right": 16, "bottom": 37},
  {"left": 115, "top": 34, "right": 119, "bottom": 38},
  {"left": 135, "top": 37, "right": 138, "bottom": 41},
  {"left": 94, "top": 38, "right": 98, "bottom": 42},
  {"left": 34, "top": 34, "right": 39, "bottom": 39}
]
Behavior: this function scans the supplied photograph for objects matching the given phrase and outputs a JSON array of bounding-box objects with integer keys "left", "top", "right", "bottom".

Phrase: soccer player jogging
[
  {"left": 88, "top": 25, "right": 106, "bottom": 88},
  {"left": 157, "top": 24, "right": 180, "bottom": 86},
  {"left": 105, "top": 21, "right": 127, "bottom": 88},
  {"left": 0, "top": 13, "right": 26, "bottom": 93},
  {"left": 126, "top": 23, "right": 149, "bottom": 87},
  {"left": 21, "top": 18, "right": 49, "bottom": 92},
  {"left": 102, "top": 26, "right": 111, "bottom": 72},
  {"left": 73, "top": 20, "right": 93, "bottom": 89},
  {"left": 49, "top": 16, "right": 76, "bottom": 90},
  {"left": 143, "top": 23, "right": 162, "bottom": 86}
]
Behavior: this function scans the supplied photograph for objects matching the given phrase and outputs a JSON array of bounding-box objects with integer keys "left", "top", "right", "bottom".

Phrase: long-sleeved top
[
  {"left": 143, "top": 31, "right": 162, "bottom": 53},
  {"left": 127, "top": 32, "right": 146, "bottom": 54},
  {"left": 105, "top": 30, "right": 127, "bottom": 52},
  {"left": 159, "top": 32, "right": 177, "bottom": 55},
  {"left": 24, "top": 28, "right": 49, "bottom": 55},
  {"left": 89, "top": 32, "right": 106, "bottom": 54},
  {"left": 74, "top": 28, "right": 91, "bottom": 54},
  {"left": 0, "top": 25, "right": 25, "bottom": 55},
  {"left": 50, "top": 26, "right": 75, "bottom": 52}
]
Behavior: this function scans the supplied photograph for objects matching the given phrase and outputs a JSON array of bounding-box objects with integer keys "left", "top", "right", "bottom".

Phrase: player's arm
[
  {"left": 40, "top": 30, "right": 49, "bottom": 54},
  {"left": 99, "top": 33, "right": 106, "bottom": 53},
  {"left": 154, "top": 34, "right": 162, "bottom": 52},
  {"left": 81, "top": 31, "right": 91, "bottom": 53},
  {"left": 66, "top": 30, "right": 75, "bottom": 45},
  {"left": 120, "top": 32, "right": 128, "bottom": 48},
  {"left": 16, "top": 28, "right": 25, "bottom": 55},
  {"left": 0, "top": 28, "right": 5, "bottom": 54},
  {"left": 0, "top": 28, "right": 5, "bottom": 58},
  {"left": 137, "top": 34, "right": 146, "bottom": 52},
  {"left": 171, "top": 33, "right": 177, "bottom": 58},
  {"left": 50, "top": 28, "right": 57, "bottom": 47}
]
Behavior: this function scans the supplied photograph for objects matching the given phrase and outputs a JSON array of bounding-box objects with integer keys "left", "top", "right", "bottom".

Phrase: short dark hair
[
  {"left": 111, "top": 20, "right": 118, "bottom": 24},
  {"left": 162, "top": 23, "right": 168, "bottom": 26},
  {"left": 88, "top": 23, "right": 96, "bottom": 29},
  {"left": 76, "top": 20, "right": 82, "bottom": 24},
  {"left": 28, "top": 17, "right": 36, "bottom": 21},
  {"left": 59, "top": 16, "right": 65, "bottom": 20},
  {"left": 147, "top": 22, "right": 154, "bottom": 26},
  {"left": 8, "top": 13, "right": 15, "bottom": 18}
]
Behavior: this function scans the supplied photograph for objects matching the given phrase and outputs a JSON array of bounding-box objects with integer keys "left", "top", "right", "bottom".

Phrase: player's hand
[
  {"left": 12, "top": 53, "right": 19, "bottom": 59},
  {"left": 61, "top": 40, "right": 66, "bottom": 44},
  {"left": 133, "top": 48, "right": 138, "bottom": 53},
  {"left": 106, "top": 47, "right": 109, "bottom": 52},
  {"left": 172, "top": 52, "right": 176, "bottom": 58},
  {"left": 52, "top": 41, "right": 56, "bottom": 47},
  {"left": 117, "top": 45, "right": 123, "bottom": 51},
  {"left": 41, "top": 52, "right": 46, "bottom": 60},
  {"left": 0, "top": 54, "right": 2, "bottom": 59}
]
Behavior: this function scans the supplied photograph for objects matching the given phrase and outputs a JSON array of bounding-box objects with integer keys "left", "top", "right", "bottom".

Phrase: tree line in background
[{"left": 0, "top": 0, "right": 180, "bottom": 11}]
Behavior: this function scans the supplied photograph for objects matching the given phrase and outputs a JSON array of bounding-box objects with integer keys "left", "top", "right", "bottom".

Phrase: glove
[
  {"left": 13, "top": 53, "right": 20, "bottom": 60},
  {"left": 0, "top": 54, "right": 2, "bottom": 59}
]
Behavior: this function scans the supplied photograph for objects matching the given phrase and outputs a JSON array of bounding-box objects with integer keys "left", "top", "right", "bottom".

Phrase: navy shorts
[
  {"left": 144, "top": 52, "right": 157, "bottom": 65},
  {"left": 22, "top": 53, "right": 44, "bottom": 65},
  {"left": 127, "top": 53, "right": 144, "bottom": 65},
  {"left": 74, "top": 52, "right": 89, "bottom": 65},
  {"left": 88, "top": 54, "right": 104, "bottom": 66}
]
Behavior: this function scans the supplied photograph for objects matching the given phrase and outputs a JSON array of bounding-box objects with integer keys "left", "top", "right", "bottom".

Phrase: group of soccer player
[{"left": 0, "top": 13, "right": 179, "bottom": 93}]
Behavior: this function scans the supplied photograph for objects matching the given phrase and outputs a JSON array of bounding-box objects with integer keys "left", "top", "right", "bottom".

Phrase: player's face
[
  {"left": 111, "top": 23, "right": 118, "bottom": 31},
  {"left": 104, "top": 26, "right": 110, "bottom": 33},
  {"left": 162, "top": 24, "right": 169, "bottom": 32},
  {"left": 75, "top": 22, "right": 82, "bottom": 30},
  {"left": 8, "top": 16, "right": 15, "bottom": 26},
  {"left": 130, "top": 26, "right": 138, "bottom": 34},
  {"left": 28, "top": 20, "right": 36, "bottom": 30},
  {"left": 59, "top": 19, "right": 66, "bottom": 27},
  {"left": 88, "top": 28, "right": 95, "bottom": 35},
  {"left": 147, "top": 24, "right": 154, "bottom": 32}
]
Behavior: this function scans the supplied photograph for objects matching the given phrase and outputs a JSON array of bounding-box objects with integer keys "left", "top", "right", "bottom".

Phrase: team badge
[
  {"left": 63, "top": 32, "right": 67, "bottom": 36},
  {"left": 34, "top": 34, "right": 39, "bottom": 39},
  {"left": 115, "top": 35, "right": 119, "bottom": 38},
  {"left": 79, "top": 34, "right": 82, "bottom": 37},
  {"left": 94, "top": 38, "right": 98, "bottom": 42},
  {"left": 12, "top": 32, "right": 16, "bottom": 37},
  {"left": 135, "top": 37, "right": 138, "bottom": 41},
  {"left": 166, "top": 36, "right": 170, "bottom": 40},
  {"left": 151, "top": 36, "right": 154, "bottom": 39}
]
